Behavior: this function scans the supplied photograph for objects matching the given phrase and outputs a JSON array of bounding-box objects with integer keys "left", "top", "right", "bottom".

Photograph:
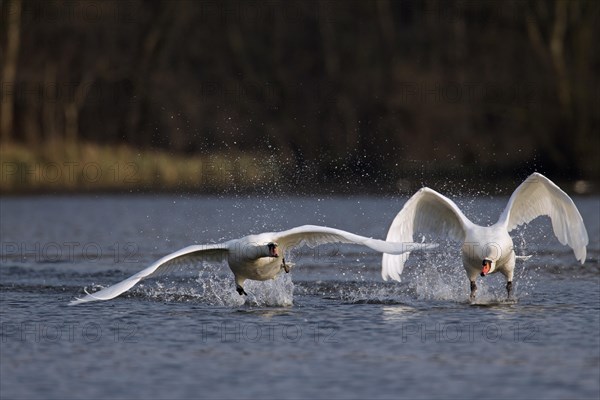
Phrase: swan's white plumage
[
  {"left": 498, "top": 172, "right": 588, "bottom": 263},
  {"left": 382, "top": 188, "right": 472, "bottom": 281},
  {"left": 274, "top": 225, "right": 434, "bottom": 254},
  {"left": 69, "top": 244, "right": 229, "bottom": 305},
  {"left": 70, "top": 225, "right": 435, "bottom": 305},
  {"left": 382, "top": 172, "right": 588, "bottom": 286}
]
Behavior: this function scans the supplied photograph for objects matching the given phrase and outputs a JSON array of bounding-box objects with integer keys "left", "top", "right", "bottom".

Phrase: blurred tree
[
  {"left": 1, "top": 0, "right": 21, "bottom": 144},
  {"left": 1, "top": 0, "right": 598, "bottom": 185}
]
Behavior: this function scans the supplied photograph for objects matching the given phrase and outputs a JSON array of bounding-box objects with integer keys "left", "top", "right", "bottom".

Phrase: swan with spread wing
[
  {"left": 70, "top": 225, "right": 436, "bottom": 305},
  {"left": 382, "top": 173, "right": 588, "bottom": 300}
]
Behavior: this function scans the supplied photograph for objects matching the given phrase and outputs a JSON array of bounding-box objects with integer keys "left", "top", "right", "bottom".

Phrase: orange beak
[{"left": 481, "top": 261, "right": 491, "bottom": 276}]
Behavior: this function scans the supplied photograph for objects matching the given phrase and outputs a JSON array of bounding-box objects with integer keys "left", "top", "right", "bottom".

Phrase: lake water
[{"left": 1, "top": 195, "right": 599, "bottom": 399}]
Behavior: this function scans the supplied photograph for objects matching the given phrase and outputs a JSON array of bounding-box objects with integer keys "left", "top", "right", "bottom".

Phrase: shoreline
[{"left": 1, "top": 142, "right": 597, "bottom": 196}]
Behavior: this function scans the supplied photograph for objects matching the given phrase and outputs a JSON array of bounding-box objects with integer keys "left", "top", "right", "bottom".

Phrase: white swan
[
  {"left": 70, "top": 225, "right": 436, "bottom": 305},
  {"left": 382, "top": 173, "right": 588, "bottom": 300}
]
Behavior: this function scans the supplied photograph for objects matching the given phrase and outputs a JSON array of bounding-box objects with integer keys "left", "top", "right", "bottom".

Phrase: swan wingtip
[{"left": 68, "top": 298, "right": 83, "bottom": 306}]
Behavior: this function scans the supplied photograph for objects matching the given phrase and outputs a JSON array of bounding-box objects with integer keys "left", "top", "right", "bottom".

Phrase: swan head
[
  {"left": 266, "top": 242, "right": 279, "bottom": 258},
  {"left": 481, "top": 258, "right": 495, "bottom": 276}
]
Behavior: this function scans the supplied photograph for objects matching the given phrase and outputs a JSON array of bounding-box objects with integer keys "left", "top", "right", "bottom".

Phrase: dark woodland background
[{"left": 1, "top": 0, "right": 598, "bottom": 193}]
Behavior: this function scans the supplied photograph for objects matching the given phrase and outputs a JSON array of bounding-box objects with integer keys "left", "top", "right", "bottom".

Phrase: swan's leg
[
  {"left": 234, "top": 276, "right": 247, "bottom": 296},
  {"left": 504, "top": 252, "right": 515, "bottom": 300},
  {"left": 236, "top": 285, "right": 247, "bottom": 296},
  {"left": 469, "top": 280, "right": 477, "bottom": 300},
  {"left": 282, "top": 258, "right": 290, "bottom": 273}
]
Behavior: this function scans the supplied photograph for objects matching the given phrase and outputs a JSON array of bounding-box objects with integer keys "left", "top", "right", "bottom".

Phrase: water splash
[
  {"left": 338, "top": 282, "right": 408, "bottom": 304},
  {"left": 411, "top": 265, "right": 466, "bottom": 302},
  {"left": 244, "top": 275, "right": 295, "bottom": 307},
  {"left": 401, "top": 246, "right": 538, "bottom": 303},
  {"left": 197, "top": 264, "right": 294, "bottom": 306},
  {"left": 136, "top": 264, "right": 295, "bottom": 307},
  {"left": 196, "top": 268, "right": 245, "bottom": 306}
]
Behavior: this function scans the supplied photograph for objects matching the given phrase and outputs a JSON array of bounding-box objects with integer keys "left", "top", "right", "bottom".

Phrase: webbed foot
[{"left": 236, "top": 286, "right": 247, "bottom": 296}]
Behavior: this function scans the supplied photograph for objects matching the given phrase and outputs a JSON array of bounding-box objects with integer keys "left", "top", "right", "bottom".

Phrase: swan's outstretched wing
[
  {"left": 272, "top": 225, "right": 436, "bottom": 255},
  {"left": 498, "top": 172, "right": 588, "bottom": 263},
  {"left": 382, "top": 188, "right": 473, "bottom": 281},
  {"left": 69, "top": 244, "right": 229, "bottom": 305}
]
